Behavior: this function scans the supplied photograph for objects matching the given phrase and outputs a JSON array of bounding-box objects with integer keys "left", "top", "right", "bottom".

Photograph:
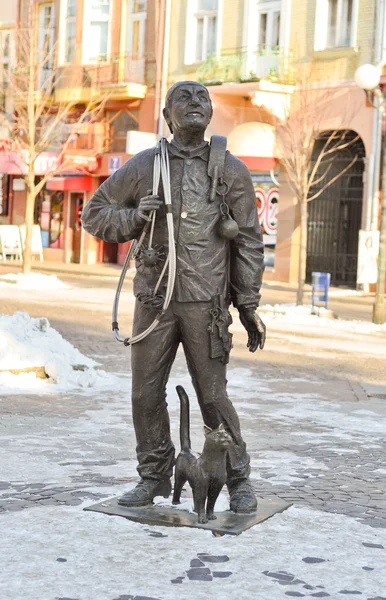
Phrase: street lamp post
[{"left": 355, "top": 64, "right": 386, "bottom": 324}]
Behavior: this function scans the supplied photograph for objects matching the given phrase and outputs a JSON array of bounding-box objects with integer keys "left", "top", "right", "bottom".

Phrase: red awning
[
  {"left": 46, "top": 176, "right": 93, "bottom": 191},
  {"left": 238, "top": 156, "right": 279, "bottom": 171}
]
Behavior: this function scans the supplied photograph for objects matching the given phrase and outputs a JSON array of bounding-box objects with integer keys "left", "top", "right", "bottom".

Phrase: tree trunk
[
  {"left": 296, "top": 197, "right": 308, "bottom": 305},
  {"left": 22, "top": 168, "right": 35, "bottom": 276}
]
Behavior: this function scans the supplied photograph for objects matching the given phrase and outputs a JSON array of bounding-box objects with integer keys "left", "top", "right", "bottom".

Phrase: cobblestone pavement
[{"left": 0, "top": 280, "right": 386, "bottom": 599}]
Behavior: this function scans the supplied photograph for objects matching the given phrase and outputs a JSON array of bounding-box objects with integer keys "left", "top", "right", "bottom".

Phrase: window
[
  {"left": 37, "top": 4, "right": 55, "bottom": 87},
  {"left": 83, "top": 0, "right": 111, "bottom": 63},
  {"left": 195, "top": 0, "right": 218, "bottom": 62},
  {"left": 38, "top": 3, "right": 55, "bottom": 57},
  {"left": 65, "top": 0, "right": 77, "bottom": 63},
  {"left": 127, "top": 0, "right": 147, "bottom": 57},
  {"left": 185, "top": 0, "right": 220, "bottom": 65},
  {"left": 257, "top": 1, "right": 281, "bottom": 49},
  {"left": 0, "top": 31, "right": 12, "bottom": 92},
  {"left": 106, "top": 109, "right": 139, "bottom": 152},
  {"left": 314, "top": 0, "right": 357, "bottom": 50}
]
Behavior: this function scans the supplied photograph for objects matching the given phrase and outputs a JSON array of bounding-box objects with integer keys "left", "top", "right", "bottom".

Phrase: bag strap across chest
[{"left": 208, "top": 135, "right": 227, "bottom": 202}]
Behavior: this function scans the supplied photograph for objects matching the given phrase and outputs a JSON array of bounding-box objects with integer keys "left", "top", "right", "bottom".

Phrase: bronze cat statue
[{"left": 172, "top": 385, "right": 233, "bottom": 524}]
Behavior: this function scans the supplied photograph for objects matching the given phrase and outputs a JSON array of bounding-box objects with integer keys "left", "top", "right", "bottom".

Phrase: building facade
[
  {"left": 166, "top": 0, "right": 380, "bottom": 287},
  {"left": 0, "top": 0, "right": 163, "bottom": 265},
  {"left": 0, "top": 0, "right": 384, "bottom": 286}
]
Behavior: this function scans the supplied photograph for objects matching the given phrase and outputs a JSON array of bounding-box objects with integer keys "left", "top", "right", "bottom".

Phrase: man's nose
[{"left": 190, "top": 94, "right": 200, "bottom": 105}]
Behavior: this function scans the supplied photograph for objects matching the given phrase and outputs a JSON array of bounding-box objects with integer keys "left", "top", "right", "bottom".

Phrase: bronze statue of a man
[{"left": 82, "top": 81, "right": 266, "bottom": 513}]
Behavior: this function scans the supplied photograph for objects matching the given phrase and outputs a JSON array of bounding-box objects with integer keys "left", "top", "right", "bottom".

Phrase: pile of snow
[
  {"left": 0, "top": 272, "right": 69, "bottom": 290},
  {"left": 260, "top": 303, "right": 386, "bottom": 334},
  {"left": 0, "top": 311, "right": 121, "bottom": 394},
  {"left": 262, "top": 303, "right": 334, "bottom": 318}
]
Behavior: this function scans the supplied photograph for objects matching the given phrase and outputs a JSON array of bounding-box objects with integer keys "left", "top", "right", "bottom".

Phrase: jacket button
[
  {"left": 181, "top": 211, "right": 188, "bottom": 219},
  {"left": 182, "top": 184, "right": 189, "bottom": 191}
]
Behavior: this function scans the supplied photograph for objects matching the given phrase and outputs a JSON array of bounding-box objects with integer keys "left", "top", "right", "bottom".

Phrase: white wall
[{"left": 0, "top": 1, "right": 17, "bottom": 27}]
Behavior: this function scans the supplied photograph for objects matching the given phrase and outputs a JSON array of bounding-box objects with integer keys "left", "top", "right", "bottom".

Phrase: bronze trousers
[{"left": 131, "top": 300, "right": 251, "bottom": 483}]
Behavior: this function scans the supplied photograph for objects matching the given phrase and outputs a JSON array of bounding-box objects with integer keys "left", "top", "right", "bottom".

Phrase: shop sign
[
  {"left": 357, "top": 230, "right": 379, "bottom": 285},
  {"left": 108, "top": 156, "right": 122, "bottom": 175},
  {"left": 0, "top": 151, "right": 59, "bottom": 175},
  {"left": 13, "top": 178, "right": 26, "bottom": 191},
  {"left": 62, "top": 150, "right": 99, "bottom": 173},
  {"left": 19, "top": 224, "right": 44, "bottom": 260},
  {"left": 0, "top": 225, "right": 23, "bottom": 260}
]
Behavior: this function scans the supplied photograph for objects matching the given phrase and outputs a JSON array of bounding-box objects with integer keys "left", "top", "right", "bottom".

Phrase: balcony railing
[
  {"left": 196, "top": 46, "right": 294, "bottom": 86},
  {"left": 55, "top": 52, "right": 146, "bottom": 92}
]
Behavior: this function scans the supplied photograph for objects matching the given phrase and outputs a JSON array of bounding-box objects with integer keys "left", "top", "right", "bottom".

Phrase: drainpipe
[
  {"left": 369, "top": 0, "right": 386, "bottom": 230},
  {"left": 154, "top": 0, "right": 166, "bottom": 134},
  {"left": 158, "top": 0, "right": 171, "bottom": 138}
]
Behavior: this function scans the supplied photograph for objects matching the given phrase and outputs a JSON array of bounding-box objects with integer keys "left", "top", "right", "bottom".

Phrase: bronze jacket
[{"left": 81, "top": 140, "right": 265, "bottom": 310}]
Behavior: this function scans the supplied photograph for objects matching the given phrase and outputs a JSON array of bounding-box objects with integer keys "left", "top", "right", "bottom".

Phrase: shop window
[
  {"left": 36, "top": 189, "right": 64, "bottom": 248},
  {"left": 83, "top": 0, "right": 111, "bottom": 63},
  {"left": 107, "top": 109, "right": 139, "bottom": 152},
  {"left": 185, "top": 0, "right": 220, "bottom": 65},
  {"left": 314, "top": 0, "right": 358, "bottom": 50}
]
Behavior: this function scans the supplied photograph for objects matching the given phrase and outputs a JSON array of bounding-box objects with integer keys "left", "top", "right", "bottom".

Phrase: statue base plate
[{"left": 84, "top": 496, "right": 291, "bottom": 536}]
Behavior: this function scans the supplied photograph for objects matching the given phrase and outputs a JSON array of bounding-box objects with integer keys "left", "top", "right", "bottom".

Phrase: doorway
[{"left": 306, "top": 131, "right": 365, "bottom": 287}]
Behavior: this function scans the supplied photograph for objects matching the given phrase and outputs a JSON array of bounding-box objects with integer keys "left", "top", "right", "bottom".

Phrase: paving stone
[
  {"left": 362, "top": 567, "right": 374, "bottom": 571},
  {"left": 311, "top": 594, "right": 330, "bottom": 598},
  {"left": 53, "top": 493, "right": 76, "bottom": 502},
  {"left": 263, "top": 571, "right": 294, "bottom": 581},
  {"left": 212, "top": 571, "right": 232, "bottom": 578},
  {"left": 302, "top": 557, "right": 326, "bottom": 564},
  {"left": 339, "top": 592, "right": 362, "bottom": 595},
  {"left": 190, "top": 559, "right": 205, "bottom": 567},
  {"left": 362, "top": 543, "right": 384, "bottom": 549},
  {"left": 56, "top": 558, "right": 67, "bottom": 562},
  {"left": 197, "top": 554, "right": 229, "bottom": 563},
  {"left": 186, "top": 568, "right": 212, "bottom": 582},
  {"left": 285, "top": 593, "right": 305, "bottom": 598}
]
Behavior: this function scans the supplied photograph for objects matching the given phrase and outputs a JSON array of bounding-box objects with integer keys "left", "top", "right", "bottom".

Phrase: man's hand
[
  {"left": 137, "top": 193, "right": 163, "bottom": 221},
  {"left": 239, "top": 309, "right": 266, "bottom": 352}
]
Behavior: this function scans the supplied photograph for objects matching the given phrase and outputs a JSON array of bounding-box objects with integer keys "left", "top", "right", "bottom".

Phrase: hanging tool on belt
[{"left": 208, "top": 293, "right": 233, "bottom": 364}]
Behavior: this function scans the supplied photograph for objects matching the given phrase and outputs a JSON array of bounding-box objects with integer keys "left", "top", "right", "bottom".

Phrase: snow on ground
[
  {"left": 0, "top": 311, "right": 123, "bottom": 394},
  {"left": 259, "top": 303, "right": 386, "bottom": 335},
  {"left": 1, "top": 501, "right": 385, "bottom": 600},
  {"left": 0, "top": 272, "right": 69, "bottom": 290}
]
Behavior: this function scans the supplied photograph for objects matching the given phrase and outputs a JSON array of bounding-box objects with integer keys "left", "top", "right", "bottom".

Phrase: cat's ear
[
  {"left": 218, "top": 423, "right": 225, "bottom": 431},
  {"left": 203, "top": 424, "right": 212, "bottom": 436}
]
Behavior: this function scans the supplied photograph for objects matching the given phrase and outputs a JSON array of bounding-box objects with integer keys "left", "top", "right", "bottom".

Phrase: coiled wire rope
[{"left": 112, "top": 138, "right": 176, "bottom": 345}]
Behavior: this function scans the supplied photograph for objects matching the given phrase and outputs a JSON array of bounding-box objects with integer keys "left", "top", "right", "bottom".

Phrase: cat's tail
[{"left": 176, "top": 385, "right": 191, "bottom": 452}]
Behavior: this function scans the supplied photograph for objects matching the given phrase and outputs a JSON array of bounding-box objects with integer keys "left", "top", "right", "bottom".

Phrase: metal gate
[{"left": 306, "top": 132, "right": 365, "bottom": 288}]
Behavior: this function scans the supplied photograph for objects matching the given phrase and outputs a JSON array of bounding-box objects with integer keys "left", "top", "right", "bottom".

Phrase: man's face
[{"left": 164, "top": 84, "right": 212, "bottom": 133}]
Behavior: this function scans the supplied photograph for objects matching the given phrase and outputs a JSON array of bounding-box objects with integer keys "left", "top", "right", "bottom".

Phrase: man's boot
[
  {"left": 227, "top": 478, "right": 257, "bottom": 513},
  {"left": 118, "top": 479, "right": 172, "bottom": 507}
]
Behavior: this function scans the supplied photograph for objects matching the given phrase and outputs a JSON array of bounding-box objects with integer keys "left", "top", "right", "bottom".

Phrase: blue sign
[
  {"left": 312, "top": 272, "right": 331, "bottom": 309},
  {"left": 108, "top": 156, "right": 122, "bottom": 175}
]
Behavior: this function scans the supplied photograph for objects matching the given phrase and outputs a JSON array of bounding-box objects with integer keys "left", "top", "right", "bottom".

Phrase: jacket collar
[{"left": 168, "top": 139, "right": 210, "bottom": 161}]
